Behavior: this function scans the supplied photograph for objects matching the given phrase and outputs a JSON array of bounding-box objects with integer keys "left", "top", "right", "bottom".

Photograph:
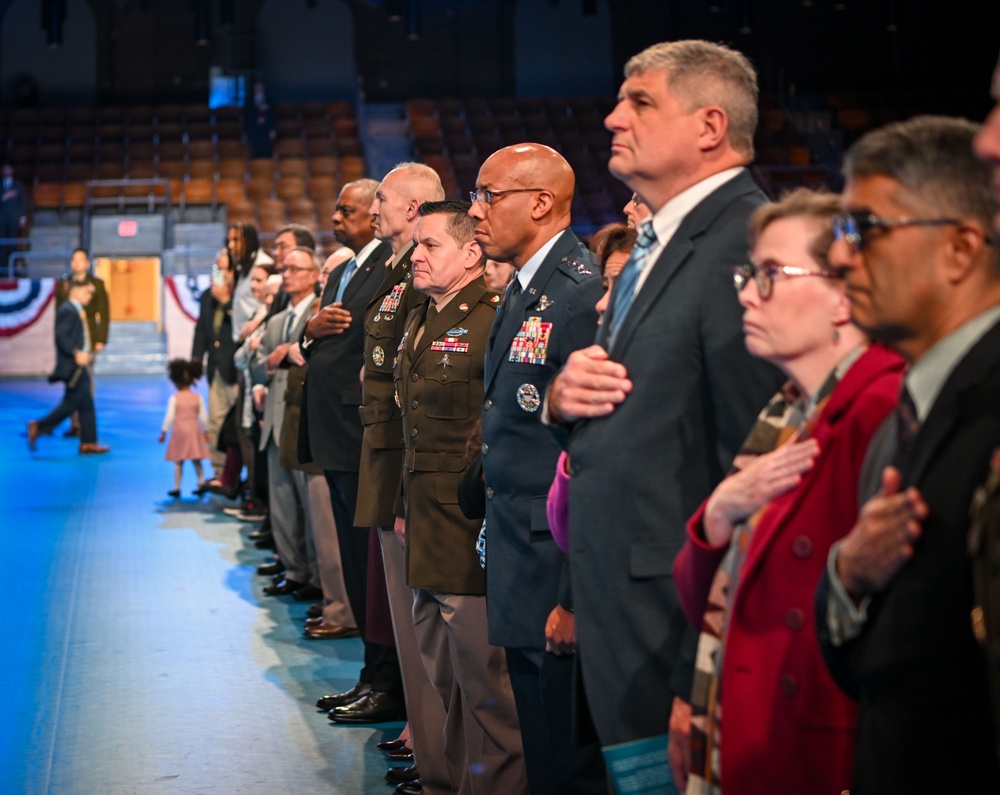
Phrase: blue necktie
[
  {"left": 334, "top": 258, "right": 358, "bottom": 303},
  {"left": 606, "top": 222, "right": 657, "bottom": 348}
]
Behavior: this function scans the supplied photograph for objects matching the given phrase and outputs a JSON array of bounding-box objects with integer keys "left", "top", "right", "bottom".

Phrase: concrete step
[{"left": 93, "top": 320, "right": 168, "bottom": 376}]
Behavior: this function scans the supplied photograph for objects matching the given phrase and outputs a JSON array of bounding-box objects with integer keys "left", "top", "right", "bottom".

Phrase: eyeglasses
[
  {"left": 732, "top": 262, "right": 842, "bottom": 300},
  {"left": 469, "top": 187, "right": 544, "bottom": 205},
  {"left": 278, "top": 265, "right": 316, "bottom": 274},
  {"left": 832, "top": 212, "right": 959, "bottom": 252}
]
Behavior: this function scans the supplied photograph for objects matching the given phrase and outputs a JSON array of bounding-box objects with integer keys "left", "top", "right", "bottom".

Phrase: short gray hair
[
  {"left": 843, "top": 115, "right": 995, "bottom": 231},
  {"left": 625, "top": 39, "right": 758, "bottom": 159}
]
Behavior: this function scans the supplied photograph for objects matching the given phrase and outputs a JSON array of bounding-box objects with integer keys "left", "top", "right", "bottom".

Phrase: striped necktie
[
  {"left": 606, "top": 221, "right": 657, "bottom": 348},
  {"left": 894, "top": 385, "right": 921, "bottom": 470}
]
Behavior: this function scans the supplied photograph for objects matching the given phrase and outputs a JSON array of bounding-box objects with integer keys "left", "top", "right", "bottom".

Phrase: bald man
[{"left": 470, "top": 144, "right": 606, "bottom": 794}]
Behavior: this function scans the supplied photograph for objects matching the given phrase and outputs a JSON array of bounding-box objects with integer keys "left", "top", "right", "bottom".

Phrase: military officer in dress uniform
[
  {"left": 393, "top": 200, "right": 526, "bottom": 795},
  {"left": 470, "top": 143, "right": 607, "bottom": 794},
  {"left": 354, "top": 162, "right": 456, "bottom": 793}
]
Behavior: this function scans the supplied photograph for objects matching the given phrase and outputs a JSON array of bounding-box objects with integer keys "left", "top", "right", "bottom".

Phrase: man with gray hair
[
  {"left": 545, "top": 39, "right": 781, "bottom": 758},
  {"left": 817, "top": 115, "right": 1000, "bottom": 793}
]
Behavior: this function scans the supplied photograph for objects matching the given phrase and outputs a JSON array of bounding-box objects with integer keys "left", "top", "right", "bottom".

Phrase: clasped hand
[
  {"left": 703, "top": 439, "right": 820, "bottom": 546},
  {"left": 306, "top": 303, "right": 351, "bottom": 339},
  {"left": 836, "top": 466, "right": 927, "bottom": 601},
  {"left": 547, "top": 345, "right": 632, "bottom": 423}
]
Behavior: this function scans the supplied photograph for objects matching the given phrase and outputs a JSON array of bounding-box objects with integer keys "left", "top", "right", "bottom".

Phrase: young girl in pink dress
[{"left": 159, "top": 359, "right": 212, "bottom": 498}]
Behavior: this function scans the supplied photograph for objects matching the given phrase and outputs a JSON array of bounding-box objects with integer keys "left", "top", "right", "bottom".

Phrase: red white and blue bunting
[{"left": 0, "top": 278, "right": 55, "bottom": 337}]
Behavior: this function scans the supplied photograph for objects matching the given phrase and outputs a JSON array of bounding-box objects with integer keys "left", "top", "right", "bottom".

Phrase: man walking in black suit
[
  {"left": 470, "top": 143, "right": 606, "bottom": 794},
  {"left": 817, "top": 115, "right": 1000, "bottom": 793},
  {"left": 545, "top": 40, "right": 782, "bottom": 769},
  {"left": 27, "top": 280, "right": 110, "bottom": 454},
  {"left": 300, "top": 178, "right": 405, "bottom": 724}
]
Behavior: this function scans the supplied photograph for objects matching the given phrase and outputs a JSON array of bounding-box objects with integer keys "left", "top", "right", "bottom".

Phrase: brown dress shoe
[
  {"left": 304, "top": 623, "right": 360, "bottom": 640},
  {"left": 26, "top": 421, "right": 39, "bottom": 451},
  {"left": 79, "top": 443, "right": 111, "bottom": 455}
]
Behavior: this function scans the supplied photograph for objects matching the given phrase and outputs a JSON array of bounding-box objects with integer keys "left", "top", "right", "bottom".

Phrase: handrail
[{"left": 4, "top": 248, "right": 76, "bottom": 279}]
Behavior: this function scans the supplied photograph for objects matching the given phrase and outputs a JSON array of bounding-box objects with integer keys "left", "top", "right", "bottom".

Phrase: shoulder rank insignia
[{"left": 573, "top": 259, "right": 592, "bottom": 276}]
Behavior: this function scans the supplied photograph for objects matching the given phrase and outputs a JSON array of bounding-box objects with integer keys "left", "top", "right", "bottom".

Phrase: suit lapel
[
  {"left": 905, "top": 318, "right": 1000, "bottom": 486},
  {"left": 600, "top": 171, "right": 760, "bottom": 355}
]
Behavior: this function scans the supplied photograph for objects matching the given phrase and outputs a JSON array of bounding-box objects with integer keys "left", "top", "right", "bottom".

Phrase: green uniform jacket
[{"left": 393, "top": 275, "right": 500, "bottom": 594}]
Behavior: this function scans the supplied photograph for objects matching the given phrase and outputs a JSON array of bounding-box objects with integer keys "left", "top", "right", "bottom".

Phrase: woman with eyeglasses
[{"left": 668, "top": 188, "right": 904, "bottom": 795}]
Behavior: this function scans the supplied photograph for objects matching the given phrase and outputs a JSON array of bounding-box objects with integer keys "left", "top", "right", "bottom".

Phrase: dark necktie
[
  {"left": 282, "top": 310, "right": 295, "bottom": 343},
  {"left": 606, "top": 221, "right": 657, "bottom": 348},
  {"left": 498, "top": 278, "right": 522, "bottom": 323},
  {"left": 894, "top": 385, "right": 920, "bottom": 470}
]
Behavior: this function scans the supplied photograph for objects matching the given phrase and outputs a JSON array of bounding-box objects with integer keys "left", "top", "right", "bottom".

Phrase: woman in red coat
[{"left": 670, "top": 188, "right": 904, "bottom": 795}]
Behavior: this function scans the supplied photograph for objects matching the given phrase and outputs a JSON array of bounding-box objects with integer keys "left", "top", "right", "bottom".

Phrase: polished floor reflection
[{"left": 1, "top": 375, "right": 402, "bottom": 794}]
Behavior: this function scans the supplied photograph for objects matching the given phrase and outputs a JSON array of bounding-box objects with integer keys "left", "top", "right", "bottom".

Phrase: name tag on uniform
[
  {"left": 431, "top": 336, "right": 469, "bottom": 353},
  {"left": 509, "top": 316, "right": 552, "bottom": 365}
]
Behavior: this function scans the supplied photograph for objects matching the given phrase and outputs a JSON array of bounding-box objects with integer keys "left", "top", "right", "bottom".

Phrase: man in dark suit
[
  {"left": 27, "top": 280, "right": 110, "bottom": 454},
  {"left": 191, "top": 249, "right": 238, "bottom": 480},
  {"left": 545, "top": 40, "right": 782, "bottom": 758},
  {"left": 55, "top": 248, "right": 110, "bottom": 438},
  {"left": 816, "top": 115, "right": 1000, "bottom": 793},
  {"left": 393, "top": 200, "right": 525, "bottom": 794},
  {"left": 971, "top": 49, "right": 1000, "bottom": 768},
  {"left": 300, "top": 178, "right": 404, "bottom": 724},
  {"left": 470, "top": 143, "right": 605, "bottom": 794},
  {"left": 1, "top": 163, "right": 26, "bottom": 274}
]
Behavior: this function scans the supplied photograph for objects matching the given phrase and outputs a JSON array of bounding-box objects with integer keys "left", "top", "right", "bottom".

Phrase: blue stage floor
[{"left": 1, "top": 375, "right": 402, "bottom": 794}]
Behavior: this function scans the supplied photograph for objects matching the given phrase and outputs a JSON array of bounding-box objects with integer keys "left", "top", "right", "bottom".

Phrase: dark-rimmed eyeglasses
[
  {"left": 278, "top": 265, "right": 316, "bottom": 274},
  {"left": 832, "top": 212, "right": 959, "bottom": 252},
  {"left": 732, "top": 262, "right": 842, "bottom": 300},
  {"left": 469, "top": 187, "right": 544, "bottom": 205}
]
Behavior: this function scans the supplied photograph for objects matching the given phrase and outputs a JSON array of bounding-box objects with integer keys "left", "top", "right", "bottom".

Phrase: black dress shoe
[
  {"left": 330, "top": 690, "right": 407, "bottom": 725},
  {"left": 306, "top": 602, "right": 323, "bottom": 618},
  {"left": 167, "top": 489, "right": 181, "bottom": 498},
  {"left": 262, "top": 578, "right": 305, "bottom": 596},
  {"left": 377, "top": 738, "right": 408, "bottom": 752},
  {"left": 386, "top": 749, "right": 414, "bottom": 762},
  {"left": 316, "top": 681, "right": 371, "bottom": 711},
  {"left": 253, "top": 534, "right": 276, "bottom": 550},
  {"left": 384, "top": 765, "right": 420, "bottom": 785},
  {"left": 292, "top": 583, "right": 323, "bottom": 602},
  {"left": 394, "top": 781, "right": 422, "bottom": 795},
  {"left": 256, "top": 560, "right": 284, "bottom": 576}
]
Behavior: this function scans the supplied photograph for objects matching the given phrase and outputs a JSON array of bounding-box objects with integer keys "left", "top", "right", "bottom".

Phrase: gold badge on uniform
[
  {"left": 459, "top": 302, "right": 470, "bottom": 312},
  {"left": 394, "top": 387, "right": 401, "bottom": 407},
  {"left": 516, "top": 383, "right": 541, "bottom": 412},
  {"left": 372, "top": 345, "right": 386, "bottom": 366}
]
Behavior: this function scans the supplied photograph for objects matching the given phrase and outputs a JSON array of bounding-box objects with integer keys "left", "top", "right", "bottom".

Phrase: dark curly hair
[{"left": 167, "top": 358, "right": 204, "bottom": 389}]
